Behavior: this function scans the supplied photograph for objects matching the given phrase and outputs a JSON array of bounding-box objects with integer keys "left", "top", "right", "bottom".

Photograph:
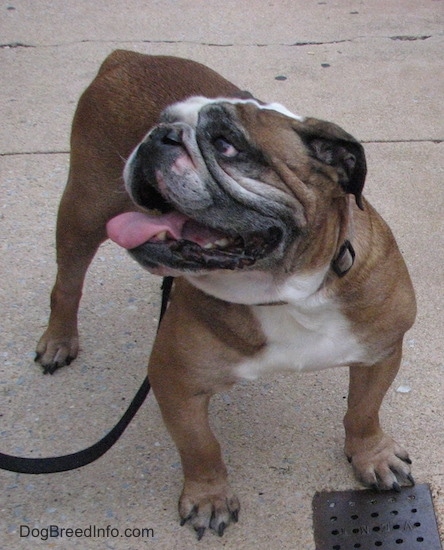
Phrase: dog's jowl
[{"left": 36, "top": 50, "right": 416, "bottom": 539}]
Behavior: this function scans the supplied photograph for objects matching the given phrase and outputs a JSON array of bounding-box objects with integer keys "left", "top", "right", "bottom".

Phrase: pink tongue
[
  {"left": 106, "top": 211, "right": 228, "bottom": 250},
  {"left": 106, "top": 211, "right": 189, "bottom": 249}
]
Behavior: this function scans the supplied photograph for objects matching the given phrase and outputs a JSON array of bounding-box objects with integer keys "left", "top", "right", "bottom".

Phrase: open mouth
[
  {"left": 166, "top": 225, "right": 282, "bottom": 270},
  {"left": 107, "top": 209, "right": 281, "bottom": 271},
  {"left": 106, "top": 185, "right": 282, "bottom": 271}
]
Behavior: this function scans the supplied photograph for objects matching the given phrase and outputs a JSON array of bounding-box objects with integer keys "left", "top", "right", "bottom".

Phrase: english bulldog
[{"left": 36, "top": 50, "right": 416, "bottom": 539}]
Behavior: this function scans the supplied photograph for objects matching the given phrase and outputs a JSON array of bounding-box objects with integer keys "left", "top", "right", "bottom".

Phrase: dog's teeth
[
  {"left": 203, "top": 242, "right": 216, "bottom": 249},
  {"left": 214, "top": 238, "right": 230, "bottom": 248},
  {"left": 156, "top": 231, "right": 168, "bottom": 241}
]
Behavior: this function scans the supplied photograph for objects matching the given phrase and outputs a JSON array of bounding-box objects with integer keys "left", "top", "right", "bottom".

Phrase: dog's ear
[{"left": 295, "top": 118, "right": 367, "bottom": 210}]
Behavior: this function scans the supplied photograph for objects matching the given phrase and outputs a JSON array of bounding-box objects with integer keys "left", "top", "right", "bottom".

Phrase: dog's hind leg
[
  {"left": 35, "top": 150, "right": 133, "bottom": 374},
  {"left": 35, "top": 190, "right": 100, "bottom": 373}
]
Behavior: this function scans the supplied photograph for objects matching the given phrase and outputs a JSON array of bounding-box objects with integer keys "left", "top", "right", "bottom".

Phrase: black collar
[{"left": 256, "top": 239, "right": 356, "bottom": 306}]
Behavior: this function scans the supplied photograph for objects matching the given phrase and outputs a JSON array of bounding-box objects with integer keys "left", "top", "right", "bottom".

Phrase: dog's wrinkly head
[{"left": 107, "top": 97, "right": 366, "bottom": 279}]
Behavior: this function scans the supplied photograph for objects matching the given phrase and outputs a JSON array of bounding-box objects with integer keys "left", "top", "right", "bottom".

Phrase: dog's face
[{"left": 108, "top": 97, "right": 366, "bottom": 292}]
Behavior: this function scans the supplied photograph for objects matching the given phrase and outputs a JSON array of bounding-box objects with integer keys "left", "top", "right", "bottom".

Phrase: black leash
[{"left": 0, "top": 276, "right": 174, "bottom": 475}]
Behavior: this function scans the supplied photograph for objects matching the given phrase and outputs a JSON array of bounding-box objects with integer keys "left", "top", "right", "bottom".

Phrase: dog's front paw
[
  {"left": 179, "top": 480, "right": 240, "bottom": 540},
  {"left": 346, "top": 434, "right": 414, "bottom": 491},
  {"left": 35, "top": 329, "right": 79, "bottom": 374}
]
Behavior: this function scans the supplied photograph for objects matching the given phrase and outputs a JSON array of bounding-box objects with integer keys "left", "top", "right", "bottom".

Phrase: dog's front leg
[
  {"left": 149, "top": 364, "right": 240, "bottom": 539},
  {"left": 344, "top": 343, "right": 413, "bottom": 490},
  {"left": 149, "top": 376, "right": 240, "bottom": 540}
]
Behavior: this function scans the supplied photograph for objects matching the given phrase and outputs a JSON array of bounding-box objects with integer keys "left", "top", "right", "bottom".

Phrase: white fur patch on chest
[{"left": 236, "top": 282, "right": 372, "bottom": 380}]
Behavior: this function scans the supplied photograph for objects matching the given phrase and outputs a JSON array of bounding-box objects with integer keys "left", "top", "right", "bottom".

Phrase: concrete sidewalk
[{"left": 1, "top": 1, "right": 443, "bottom": 548}]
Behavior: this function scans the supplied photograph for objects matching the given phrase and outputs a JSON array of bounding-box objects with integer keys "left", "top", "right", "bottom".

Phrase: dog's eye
[{"left": 213, "top": 137, "right": 238, "bottom": 158}]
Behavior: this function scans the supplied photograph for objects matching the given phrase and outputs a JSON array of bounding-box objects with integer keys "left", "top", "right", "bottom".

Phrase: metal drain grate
[{"left": 312, "top": 483, "right": 442, "bottom": 550}]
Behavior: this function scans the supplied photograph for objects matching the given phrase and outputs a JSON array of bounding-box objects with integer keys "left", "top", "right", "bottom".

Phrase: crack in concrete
[
  {"left": 362, "top": 139, "right": 442, "bottom": 144},
  {"left": 0, "top": 34, "right": 437, "bottom": 50},
  {"left": 137, "top": 38, "right": 355, "bottom": 47},
  {"left": 0, "top": 150, "right": 69, "bottom": 157},
  {"left": 390, "top": 35, "right": 431, "bottom": 41},
  {"left": 0, "top": 42, "right": 35, "bottom": 49}
]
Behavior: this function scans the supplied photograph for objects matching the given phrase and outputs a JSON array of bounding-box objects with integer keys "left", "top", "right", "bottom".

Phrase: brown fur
[{"left": 36, "top": 51, "right": 416, "bottom": 539}]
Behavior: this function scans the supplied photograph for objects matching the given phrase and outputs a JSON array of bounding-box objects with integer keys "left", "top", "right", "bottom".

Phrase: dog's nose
[
  {"left": 136, "top": 126, "right": 184, "bottom": 160},
  {"left": 143, "top": 126, "right": 184, "bottom": 150},
  {"left": 161, "top": 127, "right": 183, "bottom": 146}
]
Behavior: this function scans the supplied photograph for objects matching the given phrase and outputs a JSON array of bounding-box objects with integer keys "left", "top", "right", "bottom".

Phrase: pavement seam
[
  {"left": 0, "top": 34, "right": 439, "bottom": 50},
  {"left": 362, "top": 139, "right": 443, "bottom": 144},
  {"left": 0, "top": 151, "right": 70, "bottom": 157}
]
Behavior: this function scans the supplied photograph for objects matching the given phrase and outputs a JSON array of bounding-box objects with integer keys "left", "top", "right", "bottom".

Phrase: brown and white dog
[{"left": 35, "top": 50, "right": 416, "bottom": 539}]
